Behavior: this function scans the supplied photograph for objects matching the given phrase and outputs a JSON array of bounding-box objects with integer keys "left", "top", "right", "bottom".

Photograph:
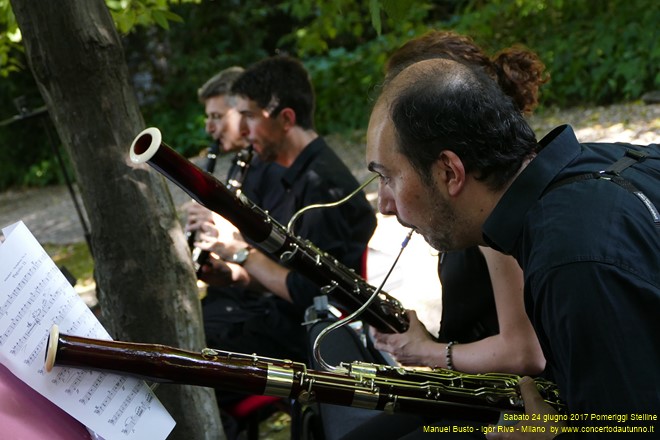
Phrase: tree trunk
[{"left": 10, "top": 1, "right": 223, "bottom": 439}]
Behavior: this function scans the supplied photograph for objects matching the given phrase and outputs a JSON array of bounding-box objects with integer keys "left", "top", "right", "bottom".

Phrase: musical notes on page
[{"left": 0, "top": 221, "right": 175, "bottom": 440}]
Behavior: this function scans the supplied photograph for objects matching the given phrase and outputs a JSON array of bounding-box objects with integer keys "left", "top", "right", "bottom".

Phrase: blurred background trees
[{"left": 0, "top": 0, "right": 658, "bottom": 190}]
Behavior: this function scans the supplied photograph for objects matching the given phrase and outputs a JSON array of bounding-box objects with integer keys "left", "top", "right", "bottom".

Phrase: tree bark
[{"left": 10, "top": 1, "right": 224, "bottom": 439}]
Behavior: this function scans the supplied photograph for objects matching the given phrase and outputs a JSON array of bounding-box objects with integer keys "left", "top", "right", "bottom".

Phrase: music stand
[{"left": 1, "top": 96, "right": 94, "bottom": 259}]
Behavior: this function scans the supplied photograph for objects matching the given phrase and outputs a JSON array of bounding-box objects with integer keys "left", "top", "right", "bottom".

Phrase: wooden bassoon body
[
  {"left": 45, "top": 325, "right": 565, "bottom": 425},
  {"left": 129, "top": 127, "right": 409, "bottom": 334}
]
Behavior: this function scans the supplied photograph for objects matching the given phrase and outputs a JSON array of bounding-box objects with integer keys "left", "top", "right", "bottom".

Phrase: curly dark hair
[
  {"left": 386, "top": 59, "right": 539, "bottom": 191},
  {"left": 231, "top": 55, "right": 316, "bottom": 130},
  {"left": 385, "top": 31, "right": 549, "bottom": 115}
]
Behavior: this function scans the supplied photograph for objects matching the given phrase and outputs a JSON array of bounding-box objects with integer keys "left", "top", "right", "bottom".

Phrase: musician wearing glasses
[
  {"left": 200, "top": 66, "right": 249, "bottom": 155},
  {"left": 184, "top": 66, "right": 285, "bottom": 286},
  {"left": 193, "top": 55, "right": 377, "bottom": 365},
  {"left": 365, "top": 56, "right": 659, "bottom": 437}
]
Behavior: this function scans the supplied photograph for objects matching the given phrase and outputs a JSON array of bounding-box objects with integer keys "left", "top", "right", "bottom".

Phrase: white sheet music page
[{"left": 0, "top": 221, "right": 175, "bottom": 440}]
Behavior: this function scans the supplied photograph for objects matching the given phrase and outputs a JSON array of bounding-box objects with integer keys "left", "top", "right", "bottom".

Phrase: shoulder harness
[{"left": 542, "top": 148, "right": 659, "bottom": 227}]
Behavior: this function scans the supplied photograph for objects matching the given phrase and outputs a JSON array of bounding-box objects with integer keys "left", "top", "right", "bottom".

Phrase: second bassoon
[
  {"left": 129, "top": 127, "right": 409, "bottom": 333},
  {"left": 45, "top": 325, "right": 565, "bottom": 425}
]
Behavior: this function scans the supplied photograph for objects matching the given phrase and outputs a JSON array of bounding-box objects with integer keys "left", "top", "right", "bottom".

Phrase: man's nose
[
  {"left": 377, "top": 190, "right": 396, "bottom": 216},
  {"left": 238, "top": 117, "right": 249, "bottom": 138},
  {"left": 205, "top": 119, "right": 215, "bottom": 134}
]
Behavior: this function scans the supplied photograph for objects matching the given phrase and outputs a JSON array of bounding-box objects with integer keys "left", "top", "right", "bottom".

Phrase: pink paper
[{"left": 0, "top": 363, "right": 91, "bottom": 439}]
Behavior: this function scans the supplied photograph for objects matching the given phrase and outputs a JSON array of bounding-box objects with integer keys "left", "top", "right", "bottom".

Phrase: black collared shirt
[
  {"left": 245, "top": 137, "right": 377, "bottom": 316},
  {"left": 437, "top": 247, "right": 499, "bottom": 343},
  {"left": 484, "top": 126, "right": 660, "bottom": 422}
]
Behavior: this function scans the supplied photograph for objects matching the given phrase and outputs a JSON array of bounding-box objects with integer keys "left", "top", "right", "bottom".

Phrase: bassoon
[
  {"left": 129, "top": 127, "right": 409, "bottom": 334},
  {"left": 45, "top": 325, "right": 565, "bottom": 425}
]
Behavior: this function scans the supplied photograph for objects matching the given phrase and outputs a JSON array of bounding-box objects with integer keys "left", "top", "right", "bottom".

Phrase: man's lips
[{"left": 396, "top": 217, "right": 416, "bottom": 231}]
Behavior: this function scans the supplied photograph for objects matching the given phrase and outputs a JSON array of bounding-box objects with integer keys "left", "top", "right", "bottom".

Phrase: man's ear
[
  {"left": 435, "top": 150, "right": 466, "bottom": 197},
  {"left": 278, "top": 108, "right": 296, "bottom": 130}
]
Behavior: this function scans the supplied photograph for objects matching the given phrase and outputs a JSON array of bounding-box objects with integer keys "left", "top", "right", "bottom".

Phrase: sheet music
[{"left": 0, "top": 221, "right": 175, "bottom": 440}]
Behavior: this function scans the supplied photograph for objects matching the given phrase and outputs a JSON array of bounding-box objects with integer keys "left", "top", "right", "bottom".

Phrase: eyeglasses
[
  {"left": 205, "top": 113, "right": 224, "bottom": 122},
  {"left": 264, "top": 96, "right": 281, "bottom": 117}
]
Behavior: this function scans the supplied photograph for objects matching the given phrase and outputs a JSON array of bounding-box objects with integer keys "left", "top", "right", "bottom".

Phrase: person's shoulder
[{"left": 311, "top": 138, "right": 358, "bottom": 175}]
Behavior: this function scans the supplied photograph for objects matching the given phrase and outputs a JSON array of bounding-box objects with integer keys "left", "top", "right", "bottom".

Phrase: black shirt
[
  {"left": 437, "top": 247, "right": 499, "bottom": 343},
  {"left": 484, "top": 125, "right": 659, "bottom": 427},
  {"left": 203, "top": 137, "right": 376, "bottom": 362},
  {"left": 253, "top": 137, "right": 377, "bottom": 315}
]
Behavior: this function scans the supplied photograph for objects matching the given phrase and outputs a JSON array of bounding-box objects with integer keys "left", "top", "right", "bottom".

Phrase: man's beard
[
  {"left": 255, "top": 141, "right": 279, "bottom": 163},
  {"left": 422, "top": 189, "right": 457, "bottom": 253}
]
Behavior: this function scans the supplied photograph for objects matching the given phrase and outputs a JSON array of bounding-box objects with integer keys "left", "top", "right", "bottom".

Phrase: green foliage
[
  {"left": 0, "top": 0, "right": 197, "bottom": 75},
  {"left": 115, "top": 0, "right": 200, "bottom": 27},
  {"left": 451, "top": 0, "right": 660, "bottom": 106},
  {"left": 108, "top": 0, "right": 189, "bottom": 34},
  {"left": 0, "top": 0, "right": 23, "bottom": 77},
  {"left": 371, "top": 0, "right": 423, "bottom": 35},
  {"left": 22, "top": 159, "right": 60, "bottom": 187},
  {"left": 1, "top": 0, "right": 658, "bottom": 190},
  {"left": 0, "top": 124, "right": 71, "bottom": 189},
  {"left": 0, "top": 0, "right": 206, "bottom": 190},
  {"left": 135, "top": 0, "right": 284, "bottom": 156},
  {"left": 306, "top": 36, "right": 395, "bottom": 133},
  {"left": 280, "top": 0, "right": 432, "bottom": 133},
  {"left": 0, "top": 73, "right": 59, "bottom": 190}
]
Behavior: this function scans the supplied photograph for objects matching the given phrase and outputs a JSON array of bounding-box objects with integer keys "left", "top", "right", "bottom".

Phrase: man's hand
[
  {"left": 485, "top": 377, "right": 565, "bottom": 439},
  {"left": 183, "top": 201, "right": 213, "bottom": 233},
  {"left": 197, "top": 254, "right": 249, "bottom": 287},
  {"left": 371, "top": 310, "right": 436, "bottom": 366},
  {"left": 194, "top": 213, "right": 247, "bottom": 261}
]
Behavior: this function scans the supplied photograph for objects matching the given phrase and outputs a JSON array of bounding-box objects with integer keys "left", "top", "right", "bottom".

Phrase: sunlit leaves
[
  {"left": 107, "top": 0, "right": 189, "bottom": 34},
  {"left": 0, "top": 0, "right": 196, "bottom": 75},
  {"left": 279, "top": 0, "right": 430, "bottom": 56}
]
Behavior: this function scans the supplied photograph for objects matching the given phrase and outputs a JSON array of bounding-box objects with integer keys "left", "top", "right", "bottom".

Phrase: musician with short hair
[
  {"left": 194, "top": 55, "right": 377, "bottom": 363},
  {"left": 371, "top": 30, "right": 547, "bottom": 376},
  {"left": 343, "top": 31, "right": 548, "bottom": 440},
  {"left": 366, "top": 55, "right": 660, "bottom": 436},
  {"left": 184, "top": 66, "right": 285, "bottom": 287},
  {"left": 198, "top": 66, "right": 249, "bottom": 154},
  {"left": 184, "top": 67, "right": 245, "bottom": 224}
]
